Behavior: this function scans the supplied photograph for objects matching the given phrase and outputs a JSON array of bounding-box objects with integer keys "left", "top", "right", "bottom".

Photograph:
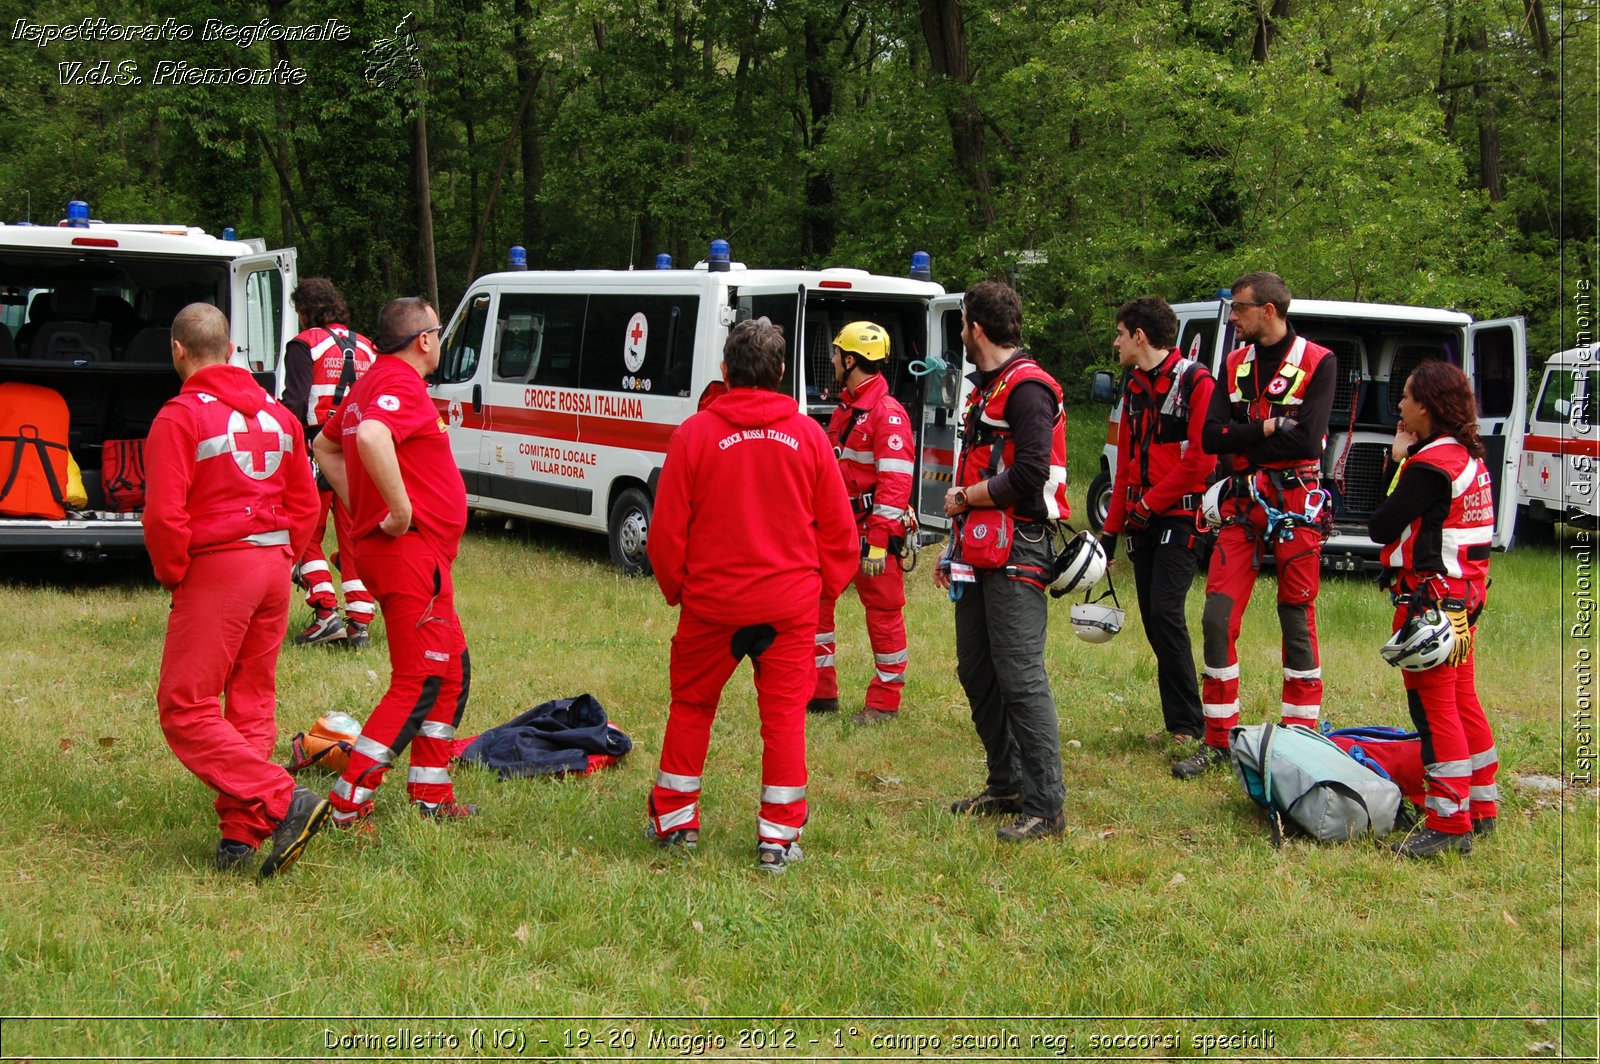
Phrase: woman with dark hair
[{"left": 1367, "top": 360, "right": 1499, "bottom": 857}]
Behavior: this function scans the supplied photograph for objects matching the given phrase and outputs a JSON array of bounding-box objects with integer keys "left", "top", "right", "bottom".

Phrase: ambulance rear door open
[
  {"left": 1464, "top": 316, "right": 1528, "bottom": 547},
  {"left": 920, "top": 294, "right": 966, "bottom": 537},
  {"left": 228, "top": 247, "right": 297, "bottom": 389},
  {"left": 730, "top": 281, "right": 809, "bottom": 413}
]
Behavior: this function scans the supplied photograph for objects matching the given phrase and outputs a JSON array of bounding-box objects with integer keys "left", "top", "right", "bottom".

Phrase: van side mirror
[{"left": 1090, "top": 370, "right": 1116, "bottom": 405}]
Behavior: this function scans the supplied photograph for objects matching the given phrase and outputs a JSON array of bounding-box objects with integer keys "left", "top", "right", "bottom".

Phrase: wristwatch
[{"left": 953, "top": 487, "right": 969, "bottom": 510}]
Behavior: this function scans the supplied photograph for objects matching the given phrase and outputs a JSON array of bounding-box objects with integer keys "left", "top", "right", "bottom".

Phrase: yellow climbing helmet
[{"left": 832, "top": 321, "right": 890, "bottom": 362}]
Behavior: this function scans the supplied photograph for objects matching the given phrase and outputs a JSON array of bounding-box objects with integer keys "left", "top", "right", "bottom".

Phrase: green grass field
[{"left": 0, "top": 406, "right": 1593, "bottom": 1060}]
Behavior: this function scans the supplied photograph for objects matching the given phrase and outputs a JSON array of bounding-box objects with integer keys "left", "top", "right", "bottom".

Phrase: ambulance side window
[
  {"left": 1536, "top": 369, "right": 1588, "bottom": 426},
  {"left": 520, "top": 294, "right": 586, "bottom": 388},
  {"left": 1178, "top": 320, "right": 1217, "bottom": 368},
  {"left": 439, "top": 293, "right": 491, "bottom": 384},
  {"left": 579, "top": 294, "right": 699, "bottom": 394}
]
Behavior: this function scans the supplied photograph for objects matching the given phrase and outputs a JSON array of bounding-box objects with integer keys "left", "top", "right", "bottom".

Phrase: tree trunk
[
  {"left": 1251, "top": 0, "right": 1291, "bottom": 64},
  {"left": 415, "top": 104, "right": 440, "bottom": 309},
  {"left": 919, "top": 0, "right": 995, "bottom": 228},
  {"left": 1465, "top": 26, "right": 1505, "bottom": 202},
  {"left": 466, "top": 77, "right": 540, "bottom": 283},
  {"left": 516, "top": 0, "right": 545, "bottom": 267},
  {"left": 802, "top": 14, "right": 837, "bottom": 259}
]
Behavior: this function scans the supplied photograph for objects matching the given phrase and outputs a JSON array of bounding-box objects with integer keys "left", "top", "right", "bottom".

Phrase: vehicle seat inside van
[
  {"left": 0, "top": 324, "right": 15, "bottom": 361},
  {"left": 31, "top": 286, "right": 113, "bottom": 362},
  {"left": 122, "top": 286, "right": 192, "bottom": 363}
]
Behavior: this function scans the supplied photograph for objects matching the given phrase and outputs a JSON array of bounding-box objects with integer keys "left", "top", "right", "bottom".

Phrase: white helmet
[
  {"left": 1050, "top": 530, "right": 1107, "bottom": 595},
  {"left": 1070, "top": 600, "right": 1125, "bottom": 643},
  {"left": 1199, "top": 479, "right": 1230, "bottom": 529},
  {"left": 1381, "top": 606, "right": 1456, "bottom": 672}
]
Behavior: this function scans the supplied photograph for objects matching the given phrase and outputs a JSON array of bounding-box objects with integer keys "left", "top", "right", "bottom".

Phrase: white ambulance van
[
  {"left": 428, "top": 242, "right": 967, "bottom": 574},
  {"left": 0, "top": 201, "right": 297, "bottom": 559},
  {"left": 1518, "top": 343, "right": 1600, "bottom": 536},
  {"left": 1086, "top": 297, "right": 1528, "bottom": 568}
]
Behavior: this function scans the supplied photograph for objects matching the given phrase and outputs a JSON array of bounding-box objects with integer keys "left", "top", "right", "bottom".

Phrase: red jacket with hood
[
  {"left": 648, "top": 387, "right": 855, "bottom": 625},
  {"left": 144, "top": 363, "right": 321, "bottom": 590}
]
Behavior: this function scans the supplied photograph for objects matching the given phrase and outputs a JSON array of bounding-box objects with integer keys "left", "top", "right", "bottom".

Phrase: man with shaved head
[{"left": 144, "top": 303, "right": 326, "bottom": 877}]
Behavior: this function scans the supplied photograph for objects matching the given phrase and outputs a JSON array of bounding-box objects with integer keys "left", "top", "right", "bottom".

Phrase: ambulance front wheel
[
  {"left": 1086, "top": 470, "right": 1112, "bottom": 533},
  {"left": 608, "top": 487, "right": 653, "bottom": 576}
]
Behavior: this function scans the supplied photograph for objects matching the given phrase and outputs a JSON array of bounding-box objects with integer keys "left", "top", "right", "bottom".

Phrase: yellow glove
[
  {"left": 1444, "top": 608, "right": 1473, "bottom": 667},
  {"left": 861, "top": 544, "right": 888, "bottom": 577}
]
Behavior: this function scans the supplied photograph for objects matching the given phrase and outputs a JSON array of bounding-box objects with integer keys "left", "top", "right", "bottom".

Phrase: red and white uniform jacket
[
  {"left": 1219, "top": 336, "right": 1334, "bottom": 475},
  {"left": 144, "top": 364, "right": 321, "bottom": 590},
  {"left": 1380, "top": 436, "right": 1494, "bottom": 603},
  {"left": 649, "top": 387, "right": 856, "bottom": 625},
  {"left": 827, "top": 373, "right": 915, "bottom": 549},
  {"left": 1106, "top": 349, "right": 1216, "bottom": 531},
  {"left": 958, "top": 355, "right": 1071, "bottom": 522},
  {"left": 284, "top": 324, "right": 376, "bottom": 432}
]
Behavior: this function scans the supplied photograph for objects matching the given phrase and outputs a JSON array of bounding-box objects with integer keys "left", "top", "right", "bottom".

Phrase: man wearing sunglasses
[
  {"left": 1175, "top": 271, "right": 1337, "bottom": 780},
  {"left": 313, "top": 298, "right": 477, "bottom": 823}
]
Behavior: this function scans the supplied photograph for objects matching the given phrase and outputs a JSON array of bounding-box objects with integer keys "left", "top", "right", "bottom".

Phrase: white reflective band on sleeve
[
  {"left": 1425, "top": 794, "right": 1465, "bottom": 817},
  {"left": 1470, "top": 746, "right": 1499, "bottom": 770},
  {"left": 1204, "top": 663, "right": 1241, "bottom": 681},
  {"left": 839, "top": 447, "right": 875, "bottom": 464},
  {"left": 876, "top": 458, "right": 915, "bottom": 475},
  {"left": 761, "top": 785, "right": 806, "bottom": 804},
  {"left": 1469, "top": 784, "right": 1500, "bottom": 801},
  {"left": 1282, "top": 666, "right": 1323, "bottom": 681},
  {"left": 1281, "top": 702, "right": 1320, "bottom": 720},
  {"left": 195, "top": 435, "right": 230, "bottom": 461},
  {"left": 242, "top": 530, "right": 291, "bottom": 547},
  {"left": 407, "top": 765, "right": 451, "bottom": 785},
  {"left": 1202, "top": 701, "right": 1240, "bottom": 719},
  {"left": 874, "top": 668, "right": 907, "bottom": 684},
  {"left": 354, "top": 735, "right": 395, "bottom": 764},
  {"left": 814, "top": 631, "right": 835, "bottom": 645},
  {"left": 309, "top": 581, "right": 336, "bottom": 596},
  {"left": 658, "top": 803, "right": 698, "bottom": 831},
  {"left": 419, "top": 721, "right": 456, "bottom": 740},
  {"left": 332, "top": 777, "right": 374, "bottom": 804},
  {"left": 1427, "top": 759, "right": 1472, "bottom": 778},
  {"left": 657, "top": 771, "right": 702, "bottom": 793},
  {"left": 874, "top": 649, "right": 909, "bottom": 666},
  {"left": 299, "top": 560, "right": 331, "bottom": 576},
  {"left": 872, "top": 504, "right": 905, "bottom": 519},
  {"left": 343, "top": 580, "right": 369, "bottom": 594},
  {"left": 815, "top": 654, "right": 836, "bottom": 668},
  {"left": 756, "top": 817, "right": 801, "bottom": 841},
  {"left": 346, "top": 601, "right": 376, "bottom": 618}
]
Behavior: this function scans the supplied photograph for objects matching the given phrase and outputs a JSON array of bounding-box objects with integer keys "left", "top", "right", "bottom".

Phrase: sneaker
[
  {"left": 345, "top": 621, "right": 370, "bottom": 649},
  {"left": 996, "top": 812, "right": 1066, "bottom": 842},
  {"left": 416, "top": 800, "right": 478, "bottom": 820},
  {"left": 1172, "top": 744, "right": 1229, "bottom": 780},
  {"left": 757, "top": 840, "right": 804, "bottom": 873},
  {"left": 1472, "top": 816, "right": 1497, "bottom": 836},
  {"left": 259, "top": 786, "right": 331, "bottom": 878},
  {"left": 294, "top": 610, "right": 347, "bottom": 647},
  {"left": 852, "top": 707, "right": 896, "bottom": 725},
  {"left": 215, "top": 838, "right": 254, "bottom": 872},
  {"left": 806, "top": 697, "right": 839, "bottom": 714},
  {"left": 950, "top": 789, "right": 1023, "bottom": 816},
  {"left": 645, "top": 823, "right": 699, "bottom": 849},
  {"left": 1391, "top": 826, "right": 1473, "bottom": 859}
]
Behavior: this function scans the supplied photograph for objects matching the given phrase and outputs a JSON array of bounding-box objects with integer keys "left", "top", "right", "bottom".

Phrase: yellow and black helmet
[{"left": 832, "top": 321, "right": 890, "bottom": 362}]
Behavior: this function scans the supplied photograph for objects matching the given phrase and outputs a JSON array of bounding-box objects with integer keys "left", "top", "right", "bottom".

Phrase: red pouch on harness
[
  {"left": 958, "top": 508, "right": 1013, "bottom": 569},
  {"left": 102, "top": 439, "right": 146, "bottom": 512}
]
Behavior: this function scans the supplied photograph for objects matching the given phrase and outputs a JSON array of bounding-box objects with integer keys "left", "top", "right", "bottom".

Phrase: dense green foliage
[{"left": 1, "top": 0, "right": 1592, "bottom": 378}]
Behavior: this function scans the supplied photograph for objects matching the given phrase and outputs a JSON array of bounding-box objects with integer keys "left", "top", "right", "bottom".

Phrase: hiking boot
[
  {"left": 294, "top": 610, "right": 347, "bottom": 647},
  {"left": 1472, "top": 816, "right": 1497, "bottom": 836},
  {"left": 996, "top": 812, "right": 1066, "bottom": 842},
  {"left": 852, "top": 707, "right": 896, "bottom": 726},
  {"left": 806, "top": 697, "right": 839, "bottom": 715},
  {"left": 950, "top": 789, "right": 1023, "bottom": 817},
  {"left": 215, "top": 838, "right": 254, "bottom": 872},
  {"left": 1171, "top": 744, "right": 1229, "bottom": 780},
  {"left": 645, "top": 823, "right": 699, "bottom": 849},
  {"left": 259, "top": 786, "right": 331, "bottom": 878},
  {"left": 416, "top": 800, "right": 478, "bottom": 820},
  {"left": 345, "top": 621, "right": 370, "bottom": 649},
  {"left": 757, "top": 840, "right": 804, "bottom": 873},
  {"left": 1391, "top": 826, "right": 1473, "bottom": 859}
]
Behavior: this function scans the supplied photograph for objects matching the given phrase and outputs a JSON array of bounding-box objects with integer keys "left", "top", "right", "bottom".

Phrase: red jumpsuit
[
  {"left": 281, "top": 325, "right": 377, "bottom": 626},
  {"left": 647, "top": 387, "right": 855, "bottom": 846},
  {"left": 814, "top": 373, "right": 915, "bottom": 713},
  {"left": 324, "top": 356, "right": 471, "bottom": 820},
  {"left": 1370, "top": 436, "right": 1497, "bottom": 834},
  {"left": 144, "top": 364, "right": 320, "bottom": 849},
  {"left": 1200, "top": 332, "right": 1336, "bottom": 748}
]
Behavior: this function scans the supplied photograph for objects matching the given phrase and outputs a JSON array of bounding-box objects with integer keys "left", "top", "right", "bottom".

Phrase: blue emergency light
[
  {"left": 509, "top": 245, "right": 528, "bottom": 271},
  {"left": 66, "top": 200, "right": 90, "bottom": 228},
  {"left": 708, "top": 239, "right": 731, "bottom": 272},
  {"left": 222, "top": 227, "right": 236, "bottom": 241},
  {"left": 911, "top": 251, "right": 932, "bottom": 281},
  {"left": 656, "top": 253, "right": 672, "bottom": 270},
  {"left": 1217, "top": 288, "right": 1233, "bottom": 301}
]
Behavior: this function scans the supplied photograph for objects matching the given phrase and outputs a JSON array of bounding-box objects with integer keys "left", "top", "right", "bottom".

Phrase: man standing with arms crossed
[
  {"left": 1103, "top": 296, "right": 1216, "bottom": 764},
  {"left": 1176, "top": 271, "right": 1337, "bottom": 779},
  {"left": 810, "top": 321, "right": 916, "bottom": 726},
  {"left": 938, "top": 281, "right": 1071, "bottom": 841},
  {"left": 144, "top": 303, "right": 327, "bottom": 876},
  {"left": 315, "top": 297, "right": 477, "bottom": 823}
]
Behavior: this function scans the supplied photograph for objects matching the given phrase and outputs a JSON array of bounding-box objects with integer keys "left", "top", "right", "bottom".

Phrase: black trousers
[{"left": 1127, "top": 516, "right": 1204, "bottom": 739}]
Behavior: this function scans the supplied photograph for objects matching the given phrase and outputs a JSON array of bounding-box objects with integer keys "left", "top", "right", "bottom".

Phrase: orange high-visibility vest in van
[{"left": 0, "top": 382, "right": 71, "bottom": 519}]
